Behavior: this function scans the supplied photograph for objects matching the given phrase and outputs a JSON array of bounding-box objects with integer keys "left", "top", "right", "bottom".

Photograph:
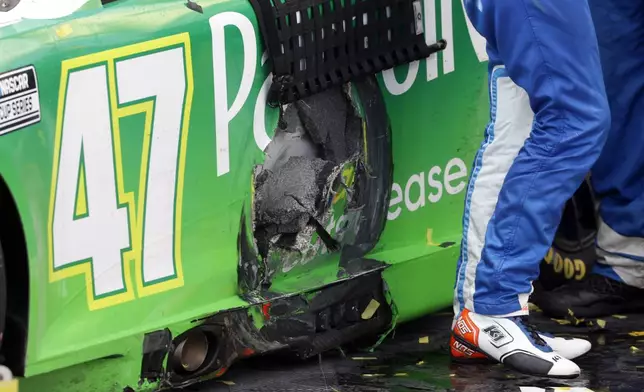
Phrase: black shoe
[{"left": 534, "top": 274, "right": 644, "bottom": 319}]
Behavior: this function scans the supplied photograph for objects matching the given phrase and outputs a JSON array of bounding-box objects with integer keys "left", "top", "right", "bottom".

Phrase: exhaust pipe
[
  {"left": 140, "top": 313, "right": 278, "bottom": 389},
  {"left": 165, "top": 325, "right": 229, "bottom": 388},
  {"left": 172, "top": 330, "right": 210, "bottom": 373}
]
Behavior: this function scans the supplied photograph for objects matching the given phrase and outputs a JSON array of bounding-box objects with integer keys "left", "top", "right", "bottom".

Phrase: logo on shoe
[
  {"left": 457, "top": 319, "right": 472, "bottom": 335},
  {"left": 483, "top": 325, "right": 506, "bottom": 342},
  {"left": 482, "top": 323, "right": 514, "bottom": 348},
  {"left": 452, "top": 340, "right": 476, "bottom": 356}
]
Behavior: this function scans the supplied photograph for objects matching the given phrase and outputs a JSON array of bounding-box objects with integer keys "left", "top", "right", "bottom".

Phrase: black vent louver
[{"left": 249, "top": 0, "right": 447, "bottom": 105}]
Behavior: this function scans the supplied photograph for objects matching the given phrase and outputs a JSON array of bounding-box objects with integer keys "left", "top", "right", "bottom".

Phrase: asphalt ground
[{"left": 184, "top": 308, "right": 644, "bottom": 392}]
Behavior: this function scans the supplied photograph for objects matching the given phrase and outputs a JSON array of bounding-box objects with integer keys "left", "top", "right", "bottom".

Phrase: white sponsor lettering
[
  {"left": 441, "top": 0, "right": 455, "bottom": 75},
  {"left": 453, "top": 340, "right": 475, "bottom": 355},
  {"left": 382, "top": 61, "right": 420, "bottom": 96},
  {"left": 382, "top": 0, "right": 487, "bottom": 96},
  {"left": 460, "top": 0, "right": 488, "bottom": 62},
  {"left": 457, "top": 319, "right": 472, "bottom": 335},
  {"left": 210, "top": 12, "right": 258, "bottom": 177},
  {"left": 207, "top": 11, "right": 482, "bottom": 180},
  {"left": 0, "top": 93, "right": 38, "bottom": 123},
  {"left": 388, "top": 157, "right": 468, "bottom": 220},
  {"left": 389, "top": 183, "right": 404, "bottom": 220},
  {"left": 0, "top": 73, "right": 29, "bottom": 96},
  {"left": 253, "top": 52, "right": 274, "bottom": 152},
  {"left": 0, "top": 66, "right": 41, "bottom": 134},
  {"left": 444, "top": 157, "right": 467, "bottom": 194},
  {"left": 210, "top": 13, "right": 275, "bottom": 176}
]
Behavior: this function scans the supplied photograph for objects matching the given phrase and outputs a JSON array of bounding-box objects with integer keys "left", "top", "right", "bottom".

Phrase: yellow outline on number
[{"left": 47, "top": 33, "right": 193, "bottom": 310}]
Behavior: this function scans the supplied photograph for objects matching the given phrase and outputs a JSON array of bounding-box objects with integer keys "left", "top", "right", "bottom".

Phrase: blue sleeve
[{"left": 464, "top": 0, "right": 610, "bottom": 153}]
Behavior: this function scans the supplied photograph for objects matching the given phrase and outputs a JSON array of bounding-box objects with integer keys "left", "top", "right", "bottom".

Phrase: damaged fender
[{"left": 239, "top": 77, "right": 393, "bottom": 295}]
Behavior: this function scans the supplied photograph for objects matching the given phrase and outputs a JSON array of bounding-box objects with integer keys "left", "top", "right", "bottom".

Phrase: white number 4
[{"left": 48, "top": 37, "right": 193, "bottom": 310}]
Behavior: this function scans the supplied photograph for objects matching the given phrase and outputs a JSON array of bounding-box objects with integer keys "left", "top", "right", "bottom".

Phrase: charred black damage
[
  {"left": 184, "top": 0, "right": 203, "bottom": 13},
  {"left": 253, "top": 88, "right": 360, "bottom": 274},
  {"left": 238, "top": 77, "right": 392, "bottom": 295},
  {"left": 254, "top": 271, "right": 391, "bottom": 359},
  {"left": 139, "top": 271, "right": 391, "bottom": 390},
  {"left": 142, "top": 78, "right": 394, "bottom": 390},
  {"left": 140, "top": 329, "right": 172, "bottom": 383}
]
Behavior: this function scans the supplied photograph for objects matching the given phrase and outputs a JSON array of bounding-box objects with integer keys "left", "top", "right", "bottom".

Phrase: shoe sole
[{"left": 450, "top": 334, "right": 579, "bottom": 379}]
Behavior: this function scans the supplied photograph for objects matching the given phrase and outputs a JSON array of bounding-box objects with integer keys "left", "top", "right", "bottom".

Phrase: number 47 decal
[{"left": 47, "top": 34, "right": 194, "bottom": 310}]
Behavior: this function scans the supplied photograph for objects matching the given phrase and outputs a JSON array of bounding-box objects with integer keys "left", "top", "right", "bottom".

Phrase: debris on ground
[
  {"left": 193, "top": 309, "right": 644, "bottom": 392},
  {"left": 361, "top": 299, "right": 380, "bottom": 320},
  {"left": 528, "top": 302, "right": 542, "bottom": 312}
]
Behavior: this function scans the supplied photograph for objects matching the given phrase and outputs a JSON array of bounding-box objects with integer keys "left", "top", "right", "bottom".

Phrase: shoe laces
[{"left": 511, "top": 316, "right": 549, "bottom": 349}]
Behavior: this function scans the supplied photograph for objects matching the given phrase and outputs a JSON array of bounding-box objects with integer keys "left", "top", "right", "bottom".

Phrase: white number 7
[{"left": 116, "top": 48, "right": 186, "bottom": 288}]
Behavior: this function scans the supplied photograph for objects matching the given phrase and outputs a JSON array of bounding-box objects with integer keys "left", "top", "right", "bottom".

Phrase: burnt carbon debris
[
  {"left": 252, "top": 87, "right": 363, "bottom": 272},
  {"left": 255, "top": 156, "right": 335, "bottom": 239}
]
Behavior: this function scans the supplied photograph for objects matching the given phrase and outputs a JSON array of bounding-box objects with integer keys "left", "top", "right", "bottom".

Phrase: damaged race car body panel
[
  {"left": 240, "top": 79, "right": 392, "bottom": 298},
  {"left": 145, "top": 270, "right": 392, "bottom": 389},
  {"left": 0, "top": 0, "right": 489, "bottom": 390}
]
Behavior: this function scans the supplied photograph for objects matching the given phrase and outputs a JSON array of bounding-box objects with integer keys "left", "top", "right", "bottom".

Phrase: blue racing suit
[
  {"left": 588, "top": 0, "right": 644, "bottom": 289},
  {"left": 454, "top": 0, "right": 611, "bottom": 316}
]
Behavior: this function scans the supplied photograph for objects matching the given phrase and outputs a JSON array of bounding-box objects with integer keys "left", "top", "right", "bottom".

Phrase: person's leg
[
  {"left": 451, "top": 0, "right": 610, "bottom": 377},
  {"left": 536, "top": 0, "right": 644, "bottom": 319}
]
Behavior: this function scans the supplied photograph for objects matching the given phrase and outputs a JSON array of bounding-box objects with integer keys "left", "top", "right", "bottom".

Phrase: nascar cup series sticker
[{"left": 0, "top": 65, "right": 41, "bottom": 136}]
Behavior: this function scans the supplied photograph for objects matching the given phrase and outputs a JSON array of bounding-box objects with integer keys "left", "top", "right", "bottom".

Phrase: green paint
[
  {"left": 382, "top": 247, "right": 461, "bottom": 323},
  {"left": 370, "top": 280, "right": 399, "bottom": 350},
  {"left": 0, "top": 0, "right": 488, "bottom": 390},
  {"left": 247, "top": 306, "right": 265, "bottom": 331},
  {"left": 268, "top": 253, "right": 342, "bottom": 294}
]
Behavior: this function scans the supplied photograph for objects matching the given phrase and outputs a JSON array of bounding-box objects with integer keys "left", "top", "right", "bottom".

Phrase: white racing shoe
[
  {"left": 451, "top": 330, "right": 591, "bottom": 362},
  {"left": 450, "top": 309, "right": 581, "bottom": 378},
  {"left": 540, "top": 333, "right": 591, "bottom": 360}
]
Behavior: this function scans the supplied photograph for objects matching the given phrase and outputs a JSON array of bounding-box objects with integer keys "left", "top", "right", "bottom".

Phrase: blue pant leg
[
  {"left": 455, "top": 0, "right": 610, "bottom": 315},
  {"left": 588, "top": 0, "right": 644, "bottom": 288}
]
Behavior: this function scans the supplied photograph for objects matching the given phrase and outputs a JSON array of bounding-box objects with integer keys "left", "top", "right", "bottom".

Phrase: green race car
[{"left": 0, "top": 0, "right": 490, "bottom": 390}]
